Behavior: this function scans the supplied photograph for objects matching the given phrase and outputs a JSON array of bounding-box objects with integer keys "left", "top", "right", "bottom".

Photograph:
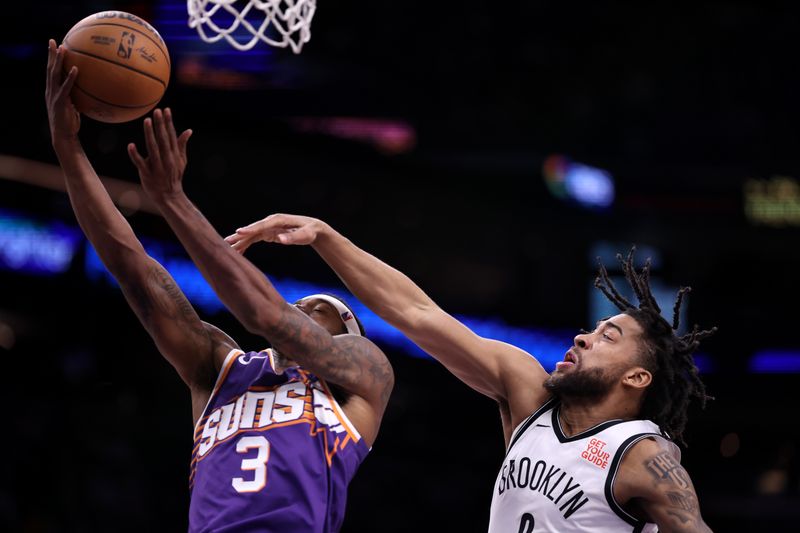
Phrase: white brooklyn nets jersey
[{"left": 488, "top": 398, "right": 670, "bottom": 532}]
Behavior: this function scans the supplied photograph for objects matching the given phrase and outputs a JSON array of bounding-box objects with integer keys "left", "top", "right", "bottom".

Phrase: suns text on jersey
[
  {"left": 196, "top": 380, "right": 344, "bottom": 458},
  {"left": 497, "top": 457, "right": 589, "bottom": 520}
]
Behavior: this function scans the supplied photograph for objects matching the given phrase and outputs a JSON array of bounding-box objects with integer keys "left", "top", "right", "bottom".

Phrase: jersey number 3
[{"left": 232, "top": 436, "right": 270, "bottom": 493}]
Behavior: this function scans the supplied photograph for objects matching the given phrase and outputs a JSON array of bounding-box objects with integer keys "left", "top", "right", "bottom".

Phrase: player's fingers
[
  {"left": 234, "top": 219, "right": 266, "bottom": 235},
  {"left": 237, "top": 214, "right": 294, "bottom": 234},
  {"left": 142, "top": 117, "right": 161, "bottom": 162},
  {"left": 229, "top": 239, "right": 253, "bottom": 255},
  {"left": 53, "top": 45, "right": 65, "bottom": 84},
  {"left": 152, "top": 108, "right": 172, "bottom": 155},
  {"left": 57, "top": 66, "right": 78, "bottom": 102},
  {"left": 46, "top": 39, "right": 56, "bottom": 77},
  {"left": 226, "top": 230, "right": 256, "bottom": 248},
  {"left": 47, "top": 43, "right": 62, "bottom": 95},
  {"left": 127, "top": 143, "right": 148, "bottom": 170},
  {"left": 234, "top": 224, "right": 260, "bottom": 235},
  {"left": 164, "top": 108, "right": 180, "bottom": 152},
  {"left": 177, "top": 129, "right": 193, "bottom": 158}
]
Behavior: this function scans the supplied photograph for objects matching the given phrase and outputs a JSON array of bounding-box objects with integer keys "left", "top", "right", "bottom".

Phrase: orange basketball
[{"left": 62, "top": 11, "right": 170, "bottom": 124}]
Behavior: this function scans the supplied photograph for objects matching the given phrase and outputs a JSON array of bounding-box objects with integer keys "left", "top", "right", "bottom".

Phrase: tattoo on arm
[
  {"left": 268, "top": 305, "right": 393, "bottom": 405},
  {"left": 666, "top": 510, "right": 690, "bottom": 525},
  {"left": 643, "top": 451, "right": 710, "bottom": 532},
  {"left": 666, "top": 491, "right": 698, "bottom": 513},
  {"left": 120, "top": 261, "right": 218, "bottom": 386},
  {"left": 645, "top": 452, "right": 691, "bottom": 489}
]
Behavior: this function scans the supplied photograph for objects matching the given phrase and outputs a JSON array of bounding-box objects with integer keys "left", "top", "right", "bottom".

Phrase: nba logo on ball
[
  {"left": 61, "top": 11, "right": 170, "bottom": 123},
  {"left": 117, "top": 31, "right": 135, "bottom": 59}
]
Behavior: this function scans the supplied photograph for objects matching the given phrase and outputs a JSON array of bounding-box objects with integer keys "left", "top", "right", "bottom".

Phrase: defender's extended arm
[{"left": 227, "top": 213, "right": 551, "bottom": 438}]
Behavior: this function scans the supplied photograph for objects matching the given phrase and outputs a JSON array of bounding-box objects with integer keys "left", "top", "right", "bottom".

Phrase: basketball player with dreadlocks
[{"left": 225, "top": 214, "right": 716, "bottom": 532}]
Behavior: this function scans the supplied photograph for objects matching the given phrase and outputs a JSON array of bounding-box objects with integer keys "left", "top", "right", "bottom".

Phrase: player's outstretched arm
[
  {"left": 128, "top": 110, "right": 394, "bottom": 436},
  {"left": 45, "top": 40, "right": 235, "bottom": 397},
  {"left": 226, "top": 214, "right": 551, "bottom": 432},
  {"left": 616, "top": 438, "right": 713, "bottom": 533}
]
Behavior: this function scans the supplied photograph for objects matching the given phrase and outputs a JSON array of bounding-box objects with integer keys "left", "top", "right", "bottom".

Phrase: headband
[{"left": 300, "top": 294, "right": 362, "bottom": 337}]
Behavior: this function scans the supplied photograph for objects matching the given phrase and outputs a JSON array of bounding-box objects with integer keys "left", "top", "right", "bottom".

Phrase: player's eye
[{"left": 579, "top": 328, "right": 591, "bottom": 335}]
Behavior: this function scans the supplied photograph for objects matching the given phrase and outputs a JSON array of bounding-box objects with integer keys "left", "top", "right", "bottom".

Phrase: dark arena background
[{"left": 2, "top": 1, "right": 800, "bottom": 531}]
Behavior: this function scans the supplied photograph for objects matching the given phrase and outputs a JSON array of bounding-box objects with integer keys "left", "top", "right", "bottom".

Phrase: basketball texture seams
[
  {"left": 73, "top": 84, "right": 162, "bottom": 111},
  {"left": 64, "top": 23, "right": 171, "bottom": 69},
  {"left": 63, "top": 47, "right": 167, "bottom": 88},
  {"left": 61, "top": 11, "right": 170, "bottom": 123}
]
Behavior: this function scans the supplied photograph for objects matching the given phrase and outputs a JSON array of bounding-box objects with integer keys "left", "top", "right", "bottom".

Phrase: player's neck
[{"left": 557, "top": 394, "right": 640, "bottom": 437}]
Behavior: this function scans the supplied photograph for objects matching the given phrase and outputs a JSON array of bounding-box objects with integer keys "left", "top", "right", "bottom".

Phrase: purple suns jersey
[{"left": 188, "top": 349, "right": 369, "bottom": 533}]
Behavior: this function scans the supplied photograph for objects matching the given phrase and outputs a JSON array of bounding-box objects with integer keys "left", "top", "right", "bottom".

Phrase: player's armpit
[
  {"left": 616, "top": 438, "right": 713, "bottom": 533},
  {"left": 118, "top": 257, "right": 238, "bottom": 389}
]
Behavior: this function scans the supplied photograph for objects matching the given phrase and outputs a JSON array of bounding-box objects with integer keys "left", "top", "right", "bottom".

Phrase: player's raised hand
[
  {"left": 224, "top": 213, "right": 326, "bottom": 254},
  {"left": 45, "top": 39, "right": 80, "bottom": 141},
  {"left": 128, "top": 108, "right": 193, "bottom": 200}
]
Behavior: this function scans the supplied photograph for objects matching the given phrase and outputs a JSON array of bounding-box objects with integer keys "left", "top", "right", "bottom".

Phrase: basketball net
[{"left": 187, "top": 0, "right": 316, "bottom": 53}]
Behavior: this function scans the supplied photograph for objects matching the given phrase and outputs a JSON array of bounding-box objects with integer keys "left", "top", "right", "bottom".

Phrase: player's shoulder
[
  {"left": 333, "top": 333, "right": 391, "bottom": 364},
  {"left": 489, "top": 341, "right": 551, "bottom": 418},
  {"left": 615, "top": 434, "right": 684, "bottom": 503},
  {"left": 624, "top": 434, "right": 681, "bottom": 464}
]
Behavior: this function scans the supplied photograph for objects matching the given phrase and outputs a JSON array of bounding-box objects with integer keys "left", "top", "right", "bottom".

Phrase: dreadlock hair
[{"left": 594, "top": 247, "right": 717, "bottom": 445}]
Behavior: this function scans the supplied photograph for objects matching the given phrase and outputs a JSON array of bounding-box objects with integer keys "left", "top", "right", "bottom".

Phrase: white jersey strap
[
  {"left": 506, "top": 397, "right": 559, "bottom": 455},
  {"left": 604, "top": 432, "right": 665, "bottom": 530}
]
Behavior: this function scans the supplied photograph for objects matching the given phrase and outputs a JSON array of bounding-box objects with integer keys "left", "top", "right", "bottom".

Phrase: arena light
[
  {"left": 288, "top": 117, "right": 417, "bottom": 155},
  {"left": 744, "top": 176, "right": 800, "bottom": 227},
  {"left": 749, "top": 350, "right": 800, "bottom": 373},
  {"left": 543, "top": 155, "right": 615, "bottom": 209},
  {"left": 0, "top": 209, "right": 81, "bottom": 275}
]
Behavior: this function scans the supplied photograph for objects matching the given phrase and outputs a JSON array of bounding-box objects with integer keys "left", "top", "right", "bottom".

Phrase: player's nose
[{"left": 573, "top": 332, "right": 590, "bottom": 350}]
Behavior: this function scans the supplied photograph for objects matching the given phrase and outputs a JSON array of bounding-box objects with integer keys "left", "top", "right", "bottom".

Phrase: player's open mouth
[{"left": 555, "top": 350, "right": 577, "bottom": 370}]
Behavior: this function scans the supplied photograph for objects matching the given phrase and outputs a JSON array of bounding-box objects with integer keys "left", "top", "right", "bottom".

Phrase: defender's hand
[
  {"left": 128, "top": 108, "right": 193, "bottom": 201},
  {"left": 225, "top": 213, "right": 326, "bottom": 254},
  {"left": 45, "top": 39, "right": 80, "bottom": 142}
]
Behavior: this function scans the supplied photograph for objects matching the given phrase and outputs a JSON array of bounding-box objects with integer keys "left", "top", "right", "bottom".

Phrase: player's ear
[{"left": 621, "top": 367, "right": 652, "bottom": 390}]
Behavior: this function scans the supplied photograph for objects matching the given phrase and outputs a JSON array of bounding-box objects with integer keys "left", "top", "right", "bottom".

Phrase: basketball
[{"left": 61, "top": 11, "right": 170, "bottom": 124}]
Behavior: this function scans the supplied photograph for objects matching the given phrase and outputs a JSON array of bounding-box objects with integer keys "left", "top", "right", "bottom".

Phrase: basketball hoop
[{"left": 187, "top": 0, "right": 316, "bottom": 53}]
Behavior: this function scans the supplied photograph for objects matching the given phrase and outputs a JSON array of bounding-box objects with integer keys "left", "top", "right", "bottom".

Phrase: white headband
[{"left": 300, "top": 294, "right": 362, "bottom": 337}]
